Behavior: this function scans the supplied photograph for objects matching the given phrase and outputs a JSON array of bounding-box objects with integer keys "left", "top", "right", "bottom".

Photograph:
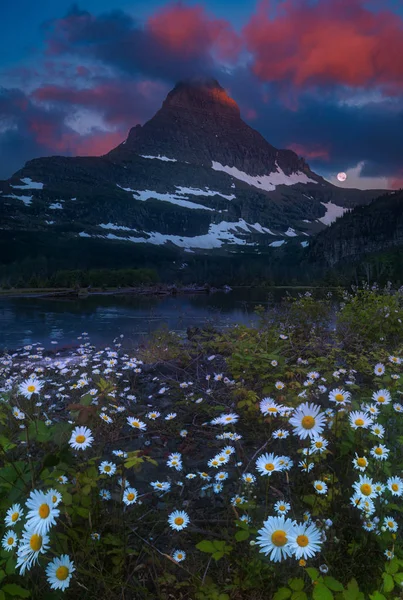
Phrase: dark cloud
[{"left": 42, "top": 3, "right": 241, "bottom": 81}]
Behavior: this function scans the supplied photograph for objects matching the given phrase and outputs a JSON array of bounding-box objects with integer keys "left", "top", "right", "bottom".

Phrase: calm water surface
[{"left": 0, "top": 287, "right": 311, "bottom": 350}]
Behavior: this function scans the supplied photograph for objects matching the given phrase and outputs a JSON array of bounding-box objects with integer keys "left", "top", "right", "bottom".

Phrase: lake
[{"left": 0, "top": 287, "right": 317, "bottom": 351}]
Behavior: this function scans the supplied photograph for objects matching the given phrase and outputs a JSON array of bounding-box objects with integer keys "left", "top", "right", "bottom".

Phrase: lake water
[{"left": 0, "top": 287, "right": 314, "bottom": 351}]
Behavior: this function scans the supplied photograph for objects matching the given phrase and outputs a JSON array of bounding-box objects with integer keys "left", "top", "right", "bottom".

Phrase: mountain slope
[
  {"left": 309, "top": 189, "right": 403, "bottom": 266},
  {"left": 0, "top": 77, "right": 387, "bottom": 266}
]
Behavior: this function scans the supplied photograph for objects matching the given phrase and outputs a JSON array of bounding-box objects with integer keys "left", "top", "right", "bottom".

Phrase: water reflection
[{"left": 0, "top": 287, "right": 311, "bottom": 350}]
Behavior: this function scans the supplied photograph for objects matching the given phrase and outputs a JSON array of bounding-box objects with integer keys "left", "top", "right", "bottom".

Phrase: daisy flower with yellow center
[
  {"left": 1, "top": 530, "right": 17, "bottom": 552},
  {"left": 374, "top": 363, "right": 385, "bottom": 376},
  {"left": 16, "top": 528, "right": 50, "bottom": 574},
  {"left": 99, "top": 461, "right": 116, "bottom": 476},
  {"left": 127, "top": 417, "right": 147, "bottom": 430},
  {"left": 288, "top": 523, "right": 322, "bottom": 560},
  {"left": 353, "top": 475, "right": 377, "bottom": 499},
  {"left": 5, "top": 503, "right": 23, "bottom": 528},
  {"left": 168, "top": 510, "right": 189, "bottom": 531},
  {"left": 123, "top": 487, "right": 138, "bottom": 505},
  {"left": 69, "top": 426, "right": 94, "bottom": 451},
  {"left": 173, "top": 549, "right": 186, "bottom": 562},
  {"left": 383, "top": 517, "right": 398, "bottom": 532},
  {"left": 274, "top": 501, "right": 291, "bottom": 515},
  {"left": 46, "top": 554, "right": 75, "bottom": 591},
  {"left": 372, "top": 389, "right": 391, "bottom": 405},
  {"left": 349, "top": 411, "right": 373, "bottom": 430},
  {"left": 256, "top": 516, "right": 295, "bottom": 562},
  {"left": 256, "top": 453, "right": 285, "bottom": 476},
  {"left": 370, "top": 444, "right": 390, "bottom": 461},
  {"left": 25, "top": 490, "right": 60, "bottom": 536},
  {"left": 18, "top": 376, "right": 44, "bottom": 399},
  {"left": 352, "top": 454, "right": 368, "bottom": 472},
  {"left": 328, "top": 388, "right": 351, "bottom": 406},
  {"left": 289, "top": 402, "right": 326, "bottom": 439},
  {"left": 313, "top": 480, "right": 328, "bottom": 495},
  {"left": 387, "top": 476, "right": 403, "bottom": 496}
]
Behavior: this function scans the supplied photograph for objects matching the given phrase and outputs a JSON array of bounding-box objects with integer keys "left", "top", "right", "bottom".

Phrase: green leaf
[
  {"left": 196, "top": 540, "right": 216, "bottom": 554},
  {"left": 306, "top": 568, "right": 319, "bottom": 581},
  {"left": 312, "top": 583, "right": 334, "bottom": 600},
  {"left": 343, "top": 579, "right": 362, "bottom": 600},
  {"left": 63, "top": 492, "right": 72, "bottom": 505},
  {"left": 291, "top": 592, "right": 307, "bottom": 600},
  {"left": 5, "top": 557, "right": 16, "bottom": 575},
  {"left": 2, "top": 583, "right": 30, "bottom": 597},
  {"left": 235, "top": 530, "right": 249, "bottom": 542},
  {"left": 385, "top": 558, "right": 399, "bottom": 574},
  {"left": 382, "top": 573, "right": 394, "bottom": 593},
  {"left": 324, "top": 577, "right": 344, "bottom": 592},
  {"left": 0, "top": 590, "right": 5, "bottom": 600},
  {"left": 212, "top": 551, "right": 224, "bottom": 561},
  {"left": 273, "top": 588, "right": 292, "bottom": 600},
  {"left": 289, "top": 578, "right": 304, "bottom": 591},
  {"left": 369, "top": 593, "right": 387, "bottom": 600},
  {"left": 393, "top": 572, "right": 403, "bottom": 585}
]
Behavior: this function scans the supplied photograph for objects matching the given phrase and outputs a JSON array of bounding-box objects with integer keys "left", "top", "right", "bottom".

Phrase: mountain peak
[{"left": 162, "top": 77, "right": 240, "bottom": 118}]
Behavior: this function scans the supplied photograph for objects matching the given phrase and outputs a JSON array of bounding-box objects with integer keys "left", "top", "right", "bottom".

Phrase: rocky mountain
[
  {"left": 0, "top": 77, "right": 387, "bottom": 270},
  {"left": 309, "top": 188, "right": 403, "bottom": 267}
]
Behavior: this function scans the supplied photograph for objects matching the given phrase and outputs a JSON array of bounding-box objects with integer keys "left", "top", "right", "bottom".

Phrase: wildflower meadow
[{"left": 0, "top": 285, "right": 403, "bottom": 599}]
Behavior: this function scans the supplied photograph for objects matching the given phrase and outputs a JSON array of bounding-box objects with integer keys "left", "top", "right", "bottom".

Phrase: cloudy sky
[{"left": 1, "top": 0, "right": 403, "bottom": 189}]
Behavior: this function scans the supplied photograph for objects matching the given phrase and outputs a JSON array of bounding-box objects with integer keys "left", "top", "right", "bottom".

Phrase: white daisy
[
  {"left": 25, "top": 490, "right": 60, "bottom": 536},
  {"left": 288, "top": 523, "right": 322, "bottom": 559},
  {"left": 255, "top": 516, "right": 295, "bottom": 562},
  {"left": 374, "top": 363, "right": 385, "bottom": 376},
  {"left": 274, "top": 501, "right": 291, "bottom": 515},
  {"left": 172, "top": 549, "right": 186, "bottom": 562},
  {"left": 46, "top": 554, "right": 75, "bottom": 591},
  {"left": 16, "top": 528, "right": 50, "bottom": 574},
  {"left": 260, "top": 398, "right": 283, "bottom": 416},
  {"left": 168, "top": 510, "right": 189, "bottom": 531},
  {"left": 5, "top": 503, "right": 23, "bottom": 528},
  {"left": 353, "top": 475, "right": 377, "bottom": 499},
  {"left": 370, "top": 444, "right": 389, "bottom": 461},
  {"left": 127, "top": 417, "right": 147, "bottom": 430},
  {"left": 387, "top": 476, "right": 403, "bottom": 496},
  {"left": 69, "top": 426, "right": 94, "bottom": 451},
  {"left": 2, "top": 530, "right": 17, "bottom": 551},
  {"left": 372, "top": 389, "right": 391, "bottom": 405},
  {"left": 383, "top": 517, "right": 398, "bottom": 532},
  {"left": 352, "top": 454, "right": 368, "bottom": 472},
  {"left": 99, "top": 461, "right": 116, "bottom": 476},
  {"left": 328, "top": 388, "right": 351, "bottom": 406},
  {"left": 289, "top": 403, "right": 326, "bottom": 439},
  {"left": 313, "top": 480, "right": 328, "bottom": 495},
  {"left": 256, "top": 453, "right": 284, "bottom": 476},
  {"left": 349, "top": 411, "right": 373, "bottom": 430},
  {"left": 123, "top": 487, "right": 138, "bottom": 505},
  {"left": 18, "top": 376, "right": 44, "bottom": 398}
]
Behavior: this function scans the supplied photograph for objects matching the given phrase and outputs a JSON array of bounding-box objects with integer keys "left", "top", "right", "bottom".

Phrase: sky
[{"left": 1, "top": 0, "right": 403, "bottom": 189}]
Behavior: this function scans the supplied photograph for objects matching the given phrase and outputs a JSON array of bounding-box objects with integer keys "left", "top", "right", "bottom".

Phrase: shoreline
[{"left": 0, "top": 284, "right": 340, "bottom": 300}]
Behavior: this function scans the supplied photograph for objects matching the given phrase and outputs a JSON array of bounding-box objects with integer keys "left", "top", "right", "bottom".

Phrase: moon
[{"left": 337, "top": 172, "right": 347, "bottom": 182}]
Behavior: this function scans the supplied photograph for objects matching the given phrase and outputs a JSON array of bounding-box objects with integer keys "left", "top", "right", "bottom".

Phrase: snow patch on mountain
[
  {"left": 10, "top": 177, "right": 44, "bottom": 190},
  {"left": 211, "top": 161, "right": 317, "bottom": 192},
  {"left": 318, "top": 201, "right": 352, "bottom": 225},
  {"left": 78, "top": 219, "right": 285, "bottom": 249},
  {"left": 140, "top": 155, "right": 177, "bottom": 162},
  {"left": 284, "top": 227, "right": 298, "bottom": 237},
  {"left": 3, "top": 194, "right": 33, "bottom": 206},
  {"left": 99, "top": 223, "right": 136, "bottom": 231},
  {"left": 49, "top": 202, "right": 63, "bottom": 210},
  {"left": 175, "top": 186, "right": 235, "bottom": 201},
  {"left": 269, "top": 240, "right": 286, "bottom": 247}
]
